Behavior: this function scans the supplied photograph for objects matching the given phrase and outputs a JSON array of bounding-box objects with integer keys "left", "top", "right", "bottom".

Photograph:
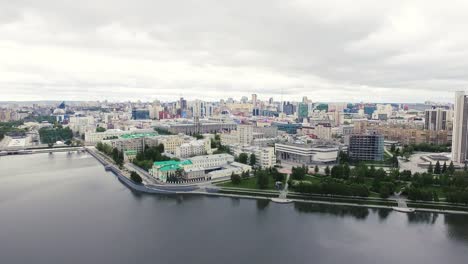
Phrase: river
[{"left": 0, "top": 152, "right": 467, "bottom": 264}]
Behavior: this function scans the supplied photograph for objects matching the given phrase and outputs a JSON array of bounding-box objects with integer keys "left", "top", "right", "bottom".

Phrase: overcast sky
[{"left": 1, "top": 0, "right": 467, "bottom": 103}]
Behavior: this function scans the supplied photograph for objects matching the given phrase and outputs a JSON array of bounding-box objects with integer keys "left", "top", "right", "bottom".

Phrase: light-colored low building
[
  {"left": 231, "top": 145, "right": 276, "bottom": 168},
  {"left": 275, "top": 142, "right": 339, "bottom": 164},
  {"left": 187, "top": 153, "right": 234, "bottom": 169},
  {"left": 207, "top": 162, "right": 252, "bottom": 180}
]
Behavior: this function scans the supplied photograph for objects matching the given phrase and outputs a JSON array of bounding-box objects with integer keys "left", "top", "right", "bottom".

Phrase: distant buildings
[
  {"left": 85, "top": 129, "right": 155, "bottom": 143},
  {"left": 425, "top": 108, "right": 451, "bottom": 131},
  {"left": 154, "top": 121, "right": 237, "bottom": 135},
  {"left": 131, "top": 108, "right": 150, "bottom": 120},
  {"left": 348, "top": 133, "right": 384, "bottom": 161}
]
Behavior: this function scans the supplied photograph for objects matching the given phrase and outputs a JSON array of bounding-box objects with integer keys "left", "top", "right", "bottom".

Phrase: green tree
[
  {"left": 130, "top": 171, "right": 143, "bottom": 183},
  {"left": 427, "top": 162, "right": 433, "bottom": 174},
  {"left": 379, "top": 183, "right": 392, "bottom": 198},
  {"left": 256, "top": 170, "right": 269, "bottom": 189},
  {"left": 314, "top": 165, "right": 319, "bottom": 174},
  {"left": 390, "top": 144, "right": 396, "bottom": 153},
  {"left": 448, "top": 161, "right": 455, "bottom": 175},
  {"left": 96, "top": 126, "right": 106, "bottom": 132},
  {"left": 230, "top": 172, "right": 241, "bottom": 184},
  {"left": 291, "top": 165, "right": 307, "bottom": 180},
  {"left": 249, "top": 153, "right": 257, "bottom": 167},
  {"left": 343, "top": 163, "right": 351, "bottom": 179},
  {"left": 434, "top": 161, "right": 441, "bottom": 174},
  {"left": 324, "top": 165, "right": 330, "bottom": 176},
  {"left": 368, "top": 165, "right": 376, "bottom": 178},
  {"left": 442, "top": 162, "right": 447, "bottom": 174},
  {"left": 238, "top": 153, "right": 249, "bottom": 164}
]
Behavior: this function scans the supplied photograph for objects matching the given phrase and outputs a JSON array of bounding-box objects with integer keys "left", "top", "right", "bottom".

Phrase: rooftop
[
  {"left": 153, "top": 160, "right": 192, "bottom": 172},
  {"left": 120, "top": 132, "right": 158, "bottom": 139}
]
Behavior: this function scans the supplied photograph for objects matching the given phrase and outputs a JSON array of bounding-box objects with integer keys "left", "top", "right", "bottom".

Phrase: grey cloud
[{"left": 0, "top": 0, "right": 466, "bottom": 102}]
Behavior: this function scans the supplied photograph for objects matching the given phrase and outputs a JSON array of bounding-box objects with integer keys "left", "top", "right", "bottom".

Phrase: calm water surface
[{"left": 1, "top": 152, "right": 467, "bottom": 264}]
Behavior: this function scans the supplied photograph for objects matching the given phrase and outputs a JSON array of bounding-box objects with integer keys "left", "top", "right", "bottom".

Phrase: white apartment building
[
  {"left": 175, "top": 138, "right": 211, "bottom": 158},
  {"left": 232, "top": 145, "right": 276, "bottom": 168},
  {"left": 187, "top": 154, "right": 234, "bottom": 169},
  {"left": 69, "top": 116, "right": 95, "bottom": 135}
]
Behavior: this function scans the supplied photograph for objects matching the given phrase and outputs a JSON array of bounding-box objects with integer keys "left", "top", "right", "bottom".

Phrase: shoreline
[{"left": 85, "top": 147, "right": 468, "bottom": 215}]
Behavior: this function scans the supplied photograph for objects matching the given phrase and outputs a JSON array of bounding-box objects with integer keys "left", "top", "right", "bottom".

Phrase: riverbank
[{"left": 86, "top": 147, "right": 468, "bottom": 215}]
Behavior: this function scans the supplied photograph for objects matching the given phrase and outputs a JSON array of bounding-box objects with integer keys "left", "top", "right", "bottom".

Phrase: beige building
[
  {"left": 220, "top": 124, "right": 253, "bottom": 146},
  {"left": 376, "top": 126, "right": 451, "bottom": 145}
]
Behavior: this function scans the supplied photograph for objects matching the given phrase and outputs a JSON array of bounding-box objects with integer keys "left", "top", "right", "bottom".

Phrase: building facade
[
  {"left": 452, "top": 91, "right": 468, "bottom": 163},
  {"left": 425, "top": 108, "right": 451, "bottom": 131},
  {"left": 348, "top": 133, "right": 384, "bottom": 161},
  {"left": 275, "top": 143, "right": 339, "bottom": 165}
]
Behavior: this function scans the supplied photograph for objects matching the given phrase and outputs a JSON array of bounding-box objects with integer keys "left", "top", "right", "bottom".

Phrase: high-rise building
[
  {"left": 238, "top": 124, "right": 253, "bottom": 145},
  {"left": 452, "top": 91, "right": 468, "bottom": 163},
  {"left": 251, "top": 94, "right": 257, "bottom": 106},
  {"left": 425, "top": 108, "right": 451, "bottom": 131},
  {"left": 297, "top": 103, "right": 308, "bottom": 122},
  {"left": 348, "top": 132, "right": 384, "bottom": 161}
]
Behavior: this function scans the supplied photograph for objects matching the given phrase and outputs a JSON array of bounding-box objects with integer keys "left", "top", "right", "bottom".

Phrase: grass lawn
[{"left": 217, "top": 176, "right": 279, "bottom": 190}]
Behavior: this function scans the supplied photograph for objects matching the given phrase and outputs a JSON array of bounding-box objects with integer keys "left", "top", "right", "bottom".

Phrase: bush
[
  {"left": 230, "top": 173, "right": 241, "bottom": 184},
  {"left": 130, "top": 171, "right": 143, "bottom": 183}
]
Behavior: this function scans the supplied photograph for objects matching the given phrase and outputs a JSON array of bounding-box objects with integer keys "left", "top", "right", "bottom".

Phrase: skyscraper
[
  {"left": 425, "top": 108, "right": 451, "bottom": 131},
  {"left": 251, "top": 94, "right": 257, "bottom": 106},
  {"left": 452, "top": 91, "right": 468, "bottom": 163}
]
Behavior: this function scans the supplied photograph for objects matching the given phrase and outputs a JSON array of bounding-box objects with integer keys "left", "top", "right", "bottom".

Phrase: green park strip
[{"left": 217, "top": 176, "right": 280, "bottom": 190}]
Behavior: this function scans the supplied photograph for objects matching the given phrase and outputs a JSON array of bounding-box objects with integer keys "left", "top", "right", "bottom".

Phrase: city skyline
[{"left": 2, "top": 0, "right": 468, "bottom": 102}]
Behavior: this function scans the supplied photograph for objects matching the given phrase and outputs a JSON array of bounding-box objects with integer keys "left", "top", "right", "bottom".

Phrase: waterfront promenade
[{"left": 8, "top": 146, "right": 465, "bottom": 215}]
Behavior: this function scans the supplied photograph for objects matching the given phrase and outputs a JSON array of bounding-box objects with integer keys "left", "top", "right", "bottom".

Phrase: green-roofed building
[
  {"left": 149, "top": 160, "right": 193, "bottom": 182},
  {"left": 119, "top": 132, "right": 158, "bottom": 139}
]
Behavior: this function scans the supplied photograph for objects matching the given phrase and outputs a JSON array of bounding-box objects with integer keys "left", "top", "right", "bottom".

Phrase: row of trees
[
  {"left": 293, "top": 180, "right": 370, "bottom": 197},
  {"left": 237, "top": 153, "right": 257, "bottom": 166},
  {"left": 256, "top": 167, "right": 286, "bottom": 189},
  {"left": 290, "top": 163, "right": 399, "bottom": 198},
  {"left": 96, "top": 142, "right": 124, "bottom": 166},
  {"left": 229, "top": 167, "right": 285, "bottom": 189},
  {"left": 427, "top": 161, "right": 455, "bottom": 175},
  {"left": 230, "top": 170, "right": 251, "bottom": 184}
]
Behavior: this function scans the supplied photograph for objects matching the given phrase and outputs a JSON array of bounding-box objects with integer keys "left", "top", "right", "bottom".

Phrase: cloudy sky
[{"left": 1, "top": 0, "right": 467, "bottom": 103}]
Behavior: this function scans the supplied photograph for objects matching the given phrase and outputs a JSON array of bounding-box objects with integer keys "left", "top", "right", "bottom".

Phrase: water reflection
[
  {"left": 294, "top": 202, "right": 371, "bottom": 220},
  {"left": 444, "top": 214, "right": 468, "bottom": 245},
  {"left": 407, "top": 212, "right": 438, "bottom": 225},
  {"left": 256, "top": 199, "right": 270, "bottom": 211},
  {"left": 377, "top": 208, "right": 391, "bottom": 221}
]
